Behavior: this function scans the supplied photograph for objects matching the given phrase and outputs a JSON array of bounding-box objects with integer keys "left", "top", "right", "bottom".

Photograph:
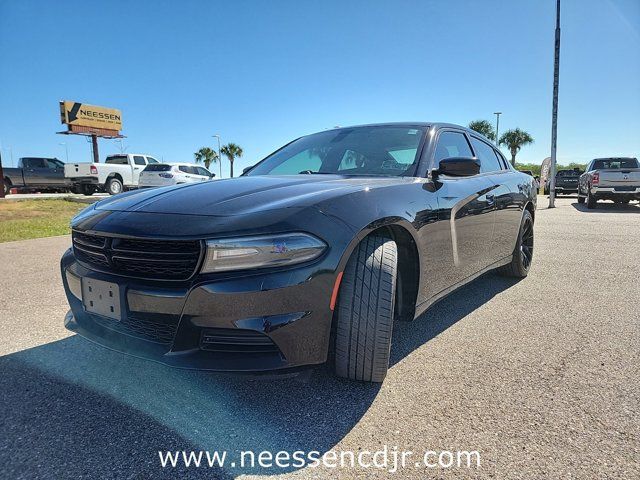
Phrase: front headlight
[{"left": 201, "top": 233, "right": 327, "bottom": 273}]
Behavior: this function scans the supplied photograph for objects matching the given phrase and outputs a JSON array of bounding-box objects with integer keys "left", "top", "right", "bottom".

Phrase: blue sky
[{"left": 1, "top": 0, "right": 638, "bottom": 176}]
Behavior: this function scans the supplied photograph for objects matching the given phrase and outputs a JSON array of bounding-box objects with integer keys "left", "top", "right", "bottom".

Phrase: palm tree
[
  {"left": 194, "top": 147, "right": 219, "bottom": 172},
  {"left": 220, "top": 143, "right": 243, "bottom": 178},
  {"left": 468, "top": 120, "right": 496, "bottom": 141},
  {"left": 499, "top": 129, "right": 534, "bottom": 166}
]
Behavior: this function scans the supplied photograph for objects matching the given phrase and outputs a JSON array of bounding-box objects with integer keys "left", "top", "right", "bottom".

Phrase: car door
[
  {"left": 467, "top": 136, "right": 520, "bottom": 264},
  {"left": 44, "top": 158, "right": 66, "bottom": 186},
  {"left": 131, "top": 155, "right": 147, "bottom": 184},
  {"left": 428, "top": 129, "right": 497, "bottom": 290},
  {"left": 22, "top": 158, "right": 49, "bottom": 186}
]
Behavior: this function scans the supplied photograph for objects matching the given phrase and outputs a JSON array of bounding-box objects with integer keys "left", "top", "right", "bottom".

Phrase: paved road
[{"left": 0, "top": 197, "right": 638, "bottom": 479}]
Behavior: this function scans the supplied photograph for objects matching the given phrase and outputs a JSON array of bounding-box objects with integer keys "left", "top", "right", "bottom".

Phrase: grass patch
[{"left": 0, "top": 199, "right": 85, "bottom": 243}]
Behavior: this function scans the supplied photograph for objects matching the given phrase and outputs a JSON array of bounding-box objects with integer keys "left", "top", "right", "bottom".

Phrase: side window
[
  {"left": 146, "top": 157, "right": 159, "bottom": 164},
  {"left": 196, "top": 167, "right": 210, "bottom": 176},
  {"left": 470, "top": 137, "right": 503, "bottom": 173},
  {"left": 179, "top": 166, "right": 189, "bottom": 174},
  {"left": 494, "top": 149, "right": 509, "bottom": 169},
  {"left": 45, "top": 159, "right": 61, "bottom": 169},
  {"left": 24, "top": 158, "right": 46, "bottom": 168},
  {"left": 133, "top": 155, "right": 146, "bottom": 165},
  {"left": 434, "top": 131, "right": 473, "bottom": 163}
]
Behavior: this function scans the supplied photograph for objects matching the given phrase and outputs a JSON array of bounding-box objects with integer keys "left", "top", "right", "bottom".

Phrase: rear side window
[
  {"left": 22, "top": 158, "right": 46, "bottom": 168},
  {"left": 106, "top": 156, "right": 128, "bottom": 165},
  {"left": 133, "top": 156, "right": 146, "bottom": 165},
  {"left": 470, "top": 137, "right": 503, "bottom": 173},
  {"left": 144, "top": 164, "right": 172, "bottom": 172},
  {"left": 434, "top": 131, "right": 473, "bottom": 163}
]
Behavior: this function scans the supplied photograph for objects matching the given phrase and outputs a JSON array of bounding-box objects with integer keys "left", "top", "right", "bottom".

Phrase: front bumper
[{"left": 61, "top": 248, "right": 335, "bottom": 372}]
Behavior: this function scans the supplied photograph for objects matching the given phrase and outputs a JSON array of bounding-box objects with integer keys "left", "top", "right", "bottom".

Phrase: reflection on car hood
[{"left": 94, "top": 175, "right": 412, "bottom": 216}]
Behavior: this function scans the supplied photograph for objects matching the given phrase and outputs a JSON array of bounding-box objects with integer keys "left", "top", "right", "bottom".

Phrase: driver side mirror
[
  {"left": 433, "top": 157, "right": 480, "bottom": 177},
  {"left": 210, "top": 173, "right": 216, "bottom": 178}
]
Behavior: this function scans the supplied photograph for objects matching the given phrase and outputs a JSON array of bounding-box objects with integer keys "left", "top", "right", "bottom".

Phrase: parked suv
[
  {"left": 138, "top": 163, "right": 215, "bottom": 188},
  {"left": 65, "top": 153, "right": 160, "bottom": 195},
  {"left": 578, "top": 157, "right": 640, "bottom": 208}
]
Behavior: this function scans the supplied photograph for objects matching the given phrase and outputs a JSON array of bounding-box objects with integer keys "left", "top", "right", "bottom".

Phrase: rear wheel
[
  {"left": 334, "top": 235, "right": 397, "bottom": 383},
  {"left": 586, "top": 189, "right": 597, "bottom": 209},
  {"left": 577, "top": 194, "right": 585, "bottom": 204},
  {"left": 106, "top": 177, "right": 123, "bottom": 195},
  {"left": 498, "top": 210, "right": 534, "bottom": 278},
  {"left": 2, "top": 179, "right": 10, "bottom": 196},
  {"left": 81, "top": 185, "right": 97, "bottom": 196}
]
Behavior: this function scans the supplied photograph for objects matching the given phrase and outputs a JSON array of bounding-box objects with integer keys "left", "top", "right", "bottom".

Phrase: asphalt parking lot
[{"left": 0, "top": 196, "right": 638, "bottom": 479}]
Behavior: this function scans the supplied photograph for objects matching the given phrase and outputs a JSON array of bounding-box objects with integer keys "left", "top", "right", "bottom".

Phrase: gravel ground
[{"left": 0, "top": 196, "right": 638, "bottom": 479}]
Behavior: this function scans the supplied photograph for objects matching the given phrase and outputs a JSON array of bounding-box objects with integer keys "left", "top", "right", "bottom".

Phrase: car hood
[{"left": 94, "top": 175, "right": 412, "bottom": 216}]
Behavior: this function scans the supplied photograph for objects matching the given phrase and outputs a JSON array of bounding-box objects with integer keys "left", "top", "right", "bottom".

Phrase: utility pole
[
  {"left": 213, "top": 134, "right": 222, "bottom": 178},
  {"left": 493, "top": 112, "right": 502, "bottom": 145},
  {"left": 0, "top": 149, "right": 5, "bottom": 198},
  {"left": 548, "top": 0, "right": 561, "bottom": 208},
  {"left": 91, "top": 134, "right": 100, "bottom": 163}
]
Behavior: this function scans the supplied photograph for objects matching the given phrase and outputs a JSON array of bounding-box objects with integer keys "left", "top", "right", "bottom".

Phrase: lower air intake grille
[
  {"left": 94, "top": 314, "right": 178, "bottom": 344},
  {"left": 200, "top": 328, "right": 280, "bottom": 354}
]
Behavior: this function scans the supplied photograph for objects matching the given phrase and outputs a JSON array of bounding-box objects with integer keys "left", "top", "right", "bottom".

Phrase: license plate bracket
[{"left": 82, "top": 278, "right": 121, "bottom": 321}]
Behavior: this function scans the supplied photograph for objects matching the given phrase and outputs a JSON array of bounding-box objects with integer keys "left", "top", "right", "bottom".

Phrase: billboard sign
[{"left": 59, "top": 101, "right": 122, "bottom": 131}]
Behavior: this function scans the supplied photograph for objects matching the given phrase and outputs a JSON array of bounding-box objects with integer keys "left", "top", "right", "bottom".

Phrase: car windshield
[
  {"left": 593, "top": 158, "right": 639, "bottom": 169},
  {"left": 247, "top": 125, "right": 426, "bottom": 177}
]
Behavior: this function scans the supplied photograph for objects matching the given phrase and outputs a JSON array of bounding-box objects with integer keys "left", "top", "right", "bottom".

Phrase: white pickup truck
[
  {"left": 65, "top": 153, "right": 160, "bottom": 195},
  {"left": 578, "top": 157, "right": 640, "bottom": 208}
]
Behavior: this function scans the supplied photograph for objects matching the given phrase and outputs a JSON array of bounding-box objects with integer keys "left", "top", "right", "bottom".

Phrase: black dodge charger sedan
[{"left": 61, "top": 123, "right": 536, "bottom": 382}]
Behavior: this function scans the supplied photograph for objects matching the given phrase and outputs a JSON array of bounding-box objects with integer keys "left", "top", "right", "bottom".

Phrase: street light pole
[
  {"left": 213, "top": 134, "right": 222, "bottom": 178},
  {"left": 548, "top": 0, "right": 561, "bottom": 208},
  {"left": 493, "top": 112, "right": 502, "bottom": 146},
  {"left": 59, "top": 142, "right": 69, "bottom": 163}
]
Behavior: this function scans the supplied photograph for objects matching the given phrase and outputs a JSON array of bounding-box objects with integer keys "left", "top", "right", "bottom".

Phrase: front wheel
[
  {"left": 498, "top": 209, "right": 534, "bottom": 278},
  {"left": 334, "top": 235, "right": 398, "bottom": 383},
  {"left": 2, "top": 179, "right": 10, "bottom": 196},
  {"left": 106, "top": 178, "right": 123, "bottom": 195}
]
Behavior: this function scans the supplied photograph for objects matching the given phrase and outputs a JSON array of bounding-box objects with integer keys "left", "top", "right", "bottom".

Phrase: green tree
[
  {"left": 499, "top": 129, "right": 534, "bottom": 166},
  {"left": 194, "top": 147, "right": 219, "bottom": 172},
  {"left": 220, "top": 143, "right": 244, "bottom": 178},
  {"left": 468, "top": 120, "right": 496, "bottom": 141}
]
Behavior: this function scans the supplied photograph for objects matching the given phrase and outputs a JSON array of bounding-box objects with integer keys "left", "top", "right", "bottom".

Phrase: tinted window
[
  {"left": 45, "top": 159, "right": 63, "bottom": 168},
  {"left": 248, "top": 126, "right": 425, "bottom": 177},
  {"left": 592, "top": 158, "right": 639, "bottom": 169},
  {"left": 557, "top": 170, "right": 582, "bottom": 177},
  {"left": 143, "top": 164, "right": 172, "bottom": 172},
  {"left": 470, "top": 137, "right": 503, "bottom": 173},
  {"left": 133, "top": 156, "right": 146, "bottom": 165},
  {"left": 146, "top": 157, "right": 159, "bottom": 164},
  {"left": 196, "top": 167, "right": 211, "bottom": 176},
  {"left": 179, "top": 166, "right": 197, "bottom": 174},
  {"left": 434, "top": 131, "right": 473, "bottom": 163},
  {"left": 22, "top": 158, "right": 46, "bottom": 168},
  {"left": 106, "top": 155, "right": 128, "bottom": 165}
]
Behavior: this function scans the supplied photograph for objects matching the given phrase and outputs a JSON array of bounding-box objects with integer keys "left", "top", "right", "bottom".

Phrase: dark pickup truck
[
  {"left": 544, "top": 168, "right": 583, "bottom": 195},
  {"left": 2, "top": 157, "right": 71, "bottom": 195}
]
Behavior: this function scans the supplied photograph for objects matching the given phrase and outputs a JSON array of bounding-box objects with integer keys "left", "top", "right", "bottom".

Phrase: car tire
[
  {"left": 106, "top": 178, "right": 123, "bottom": 195},
  {"left": 577, "top": 189, "right": 585, "bottom": 204},
  {"left": 81, "top": 185, "right": 97, "bottom": 196},
  {"left": 334, "top": 234, "right": 397, "bottom": 383},
  {"left": 497, "top": 209, "right": 534, "bottom": 278},
  {"left": 2, "top": 179, "right": 10, "bottom": 196},
  {"left": 586, "top": 189, "right": 597, "bottom": 209}
]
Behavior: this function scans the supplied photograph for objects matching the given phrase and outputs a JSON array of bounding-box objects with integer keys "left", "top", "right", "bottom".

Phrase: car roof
[{"left": 313, "top": 122, "right": 492, "bottom": 141}]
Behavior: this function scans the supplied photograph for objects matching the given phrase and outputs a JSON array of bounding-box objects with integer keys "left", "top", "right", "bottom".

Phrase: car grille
[
  {"left": 94, "top": 313, "right": 178, "bottom": 344},
  {"left": 72, "top": 230, "right": 203, "bottom": 281},
  {"left": 200, "top": 328, "right": 281, "bottom": 354}
]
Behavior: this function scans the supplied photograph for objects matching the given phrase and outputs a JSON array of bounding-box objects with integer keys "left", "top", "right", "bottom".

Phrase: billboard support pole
[{"left": 91, "top": 134, "right": 100, "bottom": 163}]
